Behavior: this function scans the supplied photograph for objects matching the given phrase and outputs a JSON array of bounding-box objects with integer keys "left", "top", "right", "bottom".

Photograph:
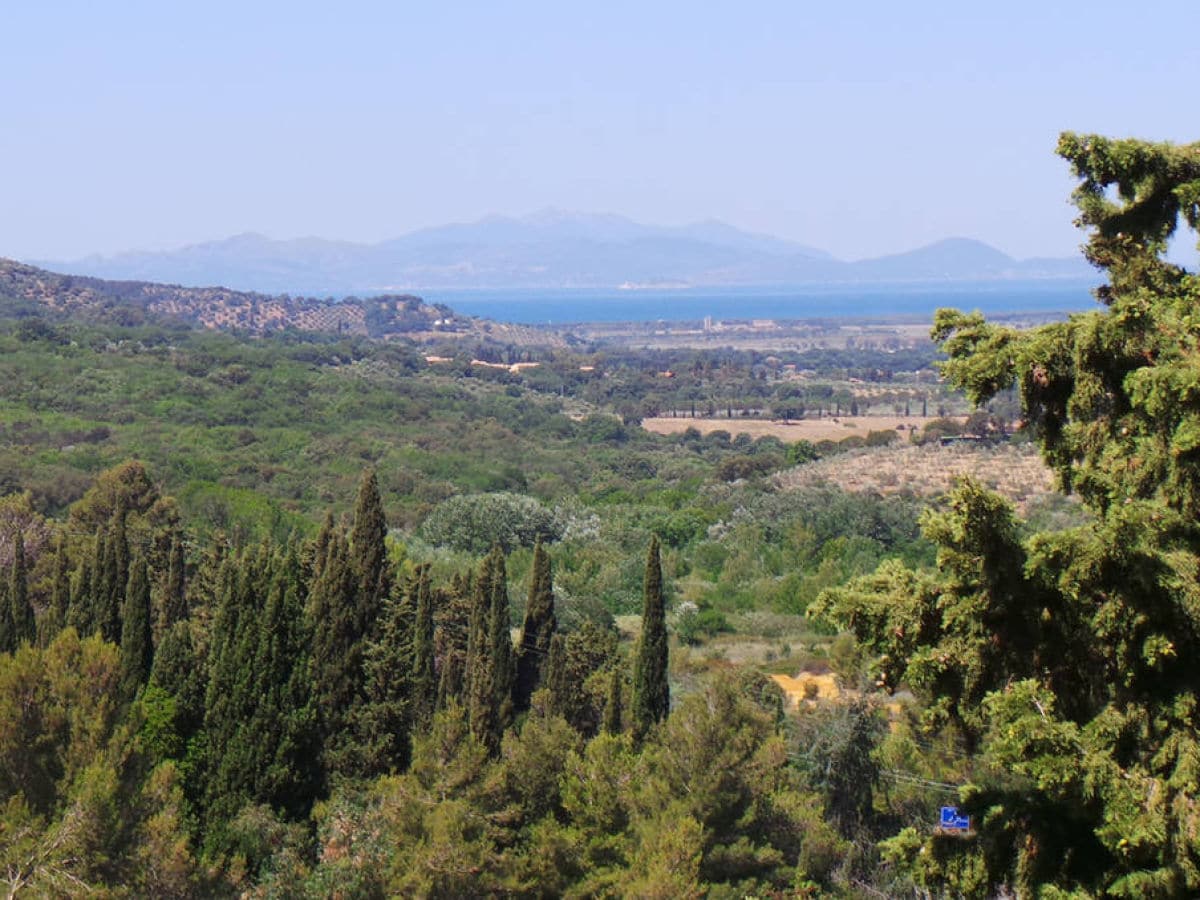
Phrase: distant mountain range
[{"left": 33, "top": 211, "right": 1093, "bottom": 295}]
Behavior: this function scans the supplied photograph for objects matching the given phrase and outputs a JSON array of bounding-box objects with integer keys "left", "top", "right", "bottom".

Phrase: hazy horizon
[{"left": 5, "top": 1, "right": 1198, "bottom": 264}]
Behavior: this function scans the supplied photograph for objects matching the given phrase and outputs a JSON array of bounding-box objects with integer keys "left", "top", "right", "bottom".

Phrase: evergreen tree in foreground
[
  {"left": 816, "top": 133, "right": 1200, "bottom": 896},
  {"left": 514, "top": 539, "right": 556, "bottom": 712},
  {"left": 631, "top": 535, "right": 669, "bottom": 740}
]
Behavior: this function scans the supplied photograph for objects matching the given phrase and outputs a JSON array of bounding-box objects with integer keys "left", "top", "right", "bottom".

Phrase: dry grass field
[
  {"left": 770, "top": 672, "right": 841, "bottom": 708},
  {"left": 776, "top": 441, "right": 1057, "bottom": 511},
  {"left": 641, "top": 415, "right": 943, "bottom": 443}
]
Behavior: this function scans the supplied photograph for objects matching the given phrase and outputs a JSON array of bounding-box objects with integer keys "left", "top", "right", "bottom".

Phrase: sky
[{"left": 3, "top": 0, "right": 1197, "bottom": 263}]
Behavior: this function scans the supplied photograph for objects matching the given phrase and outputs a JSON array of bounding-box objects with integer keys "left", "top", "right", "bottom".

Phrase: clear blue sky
[{"left": 4, "top": 0, "right": 1196, "bottom": 262}]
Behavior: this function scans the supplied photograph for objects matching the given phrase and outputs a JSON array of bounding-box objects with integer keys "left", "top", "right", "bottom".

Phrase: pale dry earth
[
  {"left": 642, "top": 414, "right": 936, "bottom": 443},
  {"left": 776, "top": 441, "right": 1057, "bottom": 510}
]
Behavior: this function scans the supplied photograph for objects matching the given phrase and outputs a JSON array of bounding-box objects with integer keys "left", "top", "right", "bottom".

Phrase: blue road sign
[{"left": 940, "top": 806, "right": 971, "bottom": 831}]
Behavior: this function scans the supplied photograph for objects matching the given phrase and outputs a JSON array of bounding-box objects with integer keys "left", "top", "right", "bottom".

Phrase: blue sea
[{"left": 425, "top": 280, "right": 1100, "bottom": 325}]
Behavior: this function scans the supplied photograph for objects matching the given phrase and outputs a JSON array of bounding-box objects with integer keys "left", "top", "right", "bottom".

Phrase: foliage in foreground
[{"left": 817, "top": 132, "right": 1200, "bottom": 896}]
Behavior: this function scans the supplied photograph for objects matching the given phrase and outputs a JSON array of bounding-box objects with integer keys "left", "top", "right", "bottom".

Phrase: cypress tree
[
  {"left": 465, "top": 547, "right": 514, "bottom": 752},
  {"left": 466, "top": 550, "right": 497, "bottom": 748},
  {"left": 98, "top": 524, "right": 122, "bottom": 643},
  {"left": 163, "top": 532, "right": 187, "bottom": 628},
  {"left": 631, "top": 535, "right": 669, "bottom": 740},
  {"left": 603, "top": 663, "right": 624, "bottom": 735},
  {"left": 514, "top": 540, "right": 556, "bottom": 712},
  {"left": 309, "top": 530, "right": 364, "bottom": 774},
  {"left": 152, "top": 621, "right": 205, "bottom": 739},
  {"left": 435, "top": 573, "right": 473, "bottom": 709},
  {"left": 8, "top": 531, "right": 35, "bottom": 649},
  {"left": 411, "top": 564, "right": 437, "bottom": 729},
  {"left": 487, "top": 549, "right": 514, "bottom": 735},
  {"left": 68, "top": 536, "right": 98, "bottom": 636},
  {"left": 350, "top": 469, "right": 391, "bottom": 632},
  {"left": 249, "top": 543, "right": 320, "bottom": 818},
  {"left": 360, "top": 570, "right": 417, "bottom": 775},
  {"left": 120, "top": 554, "right": 153, "bottom": 695},
  {"left": 43, "top": 535, "right": 71, "bottom": 644},
  {"left": 204, "top": 544, "right": 272, "bottom": 835},
  {"left": 0, "top": 563, "right": 11, "bottom": 654},
  {"left": 113, "top": 503, "right": 130, "bottom": 616},
  {"left": 543, "top": 632, "right": 568, "bottom": 718}
]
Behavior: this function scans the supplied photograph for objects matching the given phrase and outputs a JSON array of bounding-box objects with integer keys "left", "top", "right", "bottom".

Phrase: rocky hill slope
[{"left": 0, "top": 258, "right": 558, "bottom": 346}]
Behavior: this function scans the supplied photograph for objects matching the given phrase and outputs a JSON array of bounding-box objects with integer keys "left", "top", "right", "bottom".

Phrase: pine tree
[
  {"left": 163, "top": 532, "right": 187, "bottom": 628},
  {"left": 120, "top": 554, "right": 153, "bottom": 695},
  {"left": 815, "top": 134, "right": 1200, "bottom": 895},
  {"left": 631, "top": 535, "right": 669, "bottom": 740},
  {"left": 514, "top": 540, "right": 556, "bottom": 712}
]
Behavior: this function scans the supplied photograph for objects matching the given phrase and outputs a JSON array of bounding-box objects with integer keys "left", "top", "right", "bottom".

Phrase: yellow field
[{"left": 641, "top": 415, "right": 942, "bottom": 443}]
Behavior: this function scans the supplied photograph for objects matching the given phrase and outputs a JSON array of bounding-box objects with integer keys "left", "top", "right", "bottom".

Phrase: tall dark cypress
[
  {"left": 411, "top": 565, "right": 437, "bottom": 730},
  {"left": 0, "top": 555, "right": 12, "bottom": 654},
  {"left": 98, "top": 524, "right": 122, "bottom": 643},
  {"left": 9, "top": 532, "right": 35, "bottom": 647},
  {"left": 350, "top": 469, "right": 391, "bottom": 633},
  {"left": 309, "top": 530, "right": 363, "bottom": 774},
  {"left": 466, "top": 551, "right": 497, "bottom": 748},
  {"left": 466, "top": 547, "right": 514, "bottom": 752},
  {"left": 163, "top": 532, "right": 187, "bottom": 628},
  {"left": 43, "top": 536, "right": 71, "bottom": 644},
  {"left": 603, "top": 663, "right": 624, "bottom": 735},
  {"left": 68, "top": 535, "right": 99, "bottom": 636},
  {"left": 120, "top": 554, "right": 153, "bottom": 695},
  {"left": 487, "top": 550, "right": 514, "bottom": 735},
  {"left": 204, "top": 544, "right": 272, "bottom": 836},
  {"left": 249, "top": 543, "right": 320, "bottom": 818},
  {"left": 514, "top": 540, "right": 556, "bottom": 712},
  {"left": 360, "top": 569, "right": 417, "bottom": 775},
  {"left": 631, "top": 535, "right": 669, "bottom": 740},
  {"left": 542, "top": 633, "right": 568, "bottom": 718}
]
